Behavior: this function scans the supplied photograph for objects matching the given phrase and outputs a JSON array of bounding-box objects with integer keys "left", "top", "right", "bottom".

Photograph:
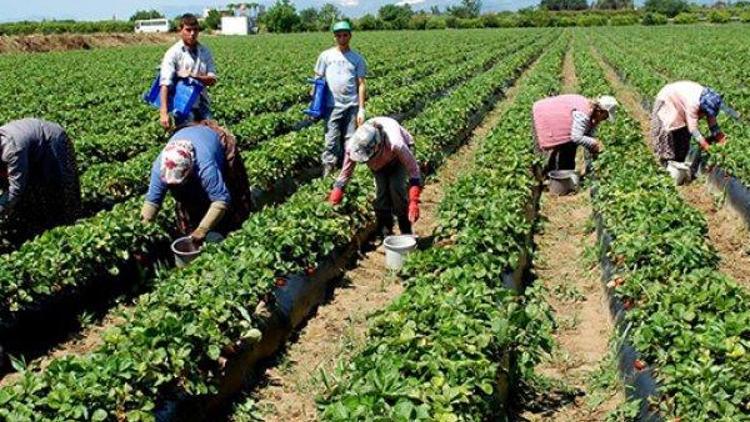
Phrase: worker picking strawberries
[{"left": 328, "top": 116, "right": 421, "bottom": 236}]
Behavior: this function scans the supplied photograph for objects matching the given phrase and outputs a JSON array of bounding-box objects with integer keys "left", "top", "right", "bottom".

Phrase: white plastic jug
[{"left": 383, "top": 235, "right": 417, "bottom": 271}]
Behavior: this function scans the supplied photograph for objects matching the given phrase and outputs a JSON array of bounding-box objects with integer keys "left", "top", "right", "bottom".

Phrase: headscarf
[
  {"left": 160, "top": 139, "right": 195, "bottom": 185},
  {"left": 348, "top": 123, "right": 382, "bottom": 163},
  {"left": 699, "top": 88, "right": 723, "bottom": 118}
]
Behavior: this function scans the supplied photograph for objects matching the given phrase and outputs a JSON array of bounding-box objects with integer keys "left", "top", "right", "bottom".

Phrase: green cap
[{"left": 331, "top": 21, "right": 352, "bottom": 33}]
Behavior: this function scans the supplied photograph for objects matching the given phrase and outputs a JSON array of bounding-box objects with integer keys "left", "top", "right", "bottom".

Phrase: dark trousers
[
  {"left": 545, "top": 142, "right": 578, "bottom": 173},
  {"left": 373, "top": 161, "right": 412, "bottom": 235}
]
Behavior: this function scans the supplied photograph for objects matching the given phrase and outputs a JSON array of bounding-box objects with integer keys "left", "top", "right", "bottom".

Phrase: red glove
[
  {"left": 715, "top": 132, "right": 727, "bottom": 145},
  {"left": 328, "top": 187, "right": 344, "bottom": 205},
  {"left": 699, "top": 138, "right": 711, "bottom": 152},
  {"left": 408, "top": 186, "right": 421, "bottom": 223}
]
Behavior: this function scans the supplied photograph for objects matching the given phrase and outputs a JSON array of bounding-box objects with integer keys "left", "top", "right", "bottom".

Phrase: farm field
[{"left": 1, "top": 25, "right": 750, "bottom": 421}]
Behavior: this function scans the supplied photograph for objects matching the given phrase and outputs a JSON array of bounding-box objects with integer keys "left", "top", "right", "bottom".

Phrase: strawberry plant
[
  {"left": 574, "top": 36, "right": 750, "bottom": 420},
  {"left": 0, "top": 29, "right": 560, "bottom": 420},
  {"left": 317, "top": 37, "right": 567, "bottom": 422}
]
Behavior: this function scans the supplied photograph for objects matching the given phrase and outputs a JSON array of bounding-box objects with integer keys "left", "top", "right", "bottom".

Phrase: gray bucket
[
  {"left": 384, "top": 235, "right": 417, "bottom": 271},
  {"left": 170, "top": 232, "right": 224, "bottom": 268},
  {"left": 548, "top": 170, "right": 580, "bottom": 195}
]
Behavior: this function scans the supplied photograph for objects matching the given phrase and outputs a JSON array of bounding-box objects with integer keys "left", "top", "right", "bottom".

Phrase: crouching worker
[
  {"left": 0, "top": 118, "right": 81, "bottom": 244},
  {"left": 650, "top": 81, "right": 735, "bottom": 176},
  {"left": 532, "top": 95, "right": 618, "bottom": 175},
  {"left": 328, "top": 117, "right": 421, "bottom": 236},
  {"left": 141, "top": 122, "right": 252, "bottom": 244}
]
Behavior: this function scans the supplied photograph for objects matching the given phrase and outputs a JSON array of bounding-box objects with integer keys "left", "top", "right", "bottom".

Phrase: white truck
[{"left": 134, "top": 18, "right": 170, "bottom": 33}]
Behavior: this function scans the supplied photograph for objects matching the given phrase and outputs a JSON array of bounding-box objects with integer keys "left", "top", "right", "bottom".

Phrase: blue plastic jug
[
  {"left": 143, "top": 71, "right": 205, "bottom": 118},
  {"left": 304, "top": 78, "right": 332, "bottom": 119}
]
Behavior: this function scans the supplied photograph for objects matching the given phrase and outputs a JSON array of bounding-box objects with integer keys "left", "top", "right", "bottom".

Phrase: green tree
[
  {"left": 129, "top": 9, "right": 164, "bottom": 22},
  {"left": 263, "top": 0, "right": 300, "bottom": 33},
  {"left": 356, "top": 13, "right": 382, "bottom": 30},
  {"left": 643, "top": 0, "right": 690, "bottom": 17},
  {"left": 378, "top": 4, "right": 414, "bottom": 29},
  {"left": 593, "top": 0, "right": 634, "bottom": 9},
  {"left": 204, "top": 9, "right": 222, "bottom": 30},
  {"left": 539, "top": 0, "right": 589, "bottom": 11},
  {"left": 298, "top": 7, "right": 320, "bottom": 31},
  {"left": 318, "top": 3, "right": 343, "bottom": 30},
  {"left": 448, "top": 0, "right": 483, "bottom": 18}
]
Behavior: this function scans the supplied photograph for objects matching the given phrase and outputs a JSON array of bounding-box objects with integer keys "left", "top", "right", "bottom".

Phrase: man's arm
[
  {"left": 159, "top": 85, "right": 171, "bottom": 129},
  {"left": 159, "top": 48, "right": 177, "bottom": 129},
  {"left": 1, "top": 143, "right": 29, "bottom": 211}
]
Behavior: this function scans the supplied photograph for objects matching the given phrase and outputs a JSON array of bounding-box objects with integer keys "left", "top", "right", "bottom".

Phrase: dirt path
[
  {"left": 246, "top": 52, "right": 548, "bottom": 422},
  {"left": 588, "top": 45, "right": 750, "bottom": 287},
  {"left": 561, "top": 45, "right": 578, "bottom": 94},
  {"left": 0, "top": 32, "right": 175, "bottom": 54},
  {"left": 678, "top": 182, "right": 750, "bottom": 286},
  {"left": 519, "top": 49, "right": 622, "bottom": 421}
]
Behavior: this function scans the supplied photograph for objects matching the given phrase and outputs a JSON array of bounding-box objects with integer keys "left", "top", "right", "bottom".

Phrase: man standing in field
[
  {"left": 314, "top": 20, "right": 367, "bottom": 176},
  {"left": 159, "top": 14, "right": 217, "bottom": 130}
]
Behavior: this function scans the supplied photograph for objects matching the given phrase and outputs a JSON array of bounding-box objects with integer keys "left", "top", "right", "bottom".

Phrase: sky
[{"left": 0, "top": 0, "right": 714, "bottom": 23}]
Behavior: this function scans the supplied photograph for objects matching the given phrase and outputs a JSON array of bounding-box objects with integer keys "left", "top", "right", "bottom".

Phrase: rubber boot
[{"left": 397, "top": 215, "right": 412, "bottom": 235}]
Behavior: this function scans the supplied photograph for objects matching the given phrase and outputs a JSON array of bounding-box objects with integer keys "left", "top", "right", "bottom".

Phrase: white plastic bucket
[
  {"left": 548, "top": 170, "right": 580, "bottom": 195},
  {"left": 383, "top": 235, "right": 417, "bottom": 271},
  {"left": 170, "top": 232, "right": 224, "bottom": 268},
  {"left": 667, "top": 161, "right": 690, "bottom": 186}
]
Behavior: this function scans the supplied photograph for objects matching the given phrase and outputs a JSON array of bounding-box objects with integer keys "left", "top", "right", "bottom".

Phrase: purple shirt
[{"left": 335, "top": 117, "right": 420, "bottom": 189}]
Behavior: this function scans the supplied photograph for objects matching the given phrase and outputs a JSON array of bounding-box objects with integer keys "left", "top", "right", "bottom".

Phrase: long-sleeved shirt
[
  {"left": 570, "top": 110, "right": 598, "bottom": 150},
  {"left": 335, "top": 117, "right": 420, "bottom": 189},
  {"left": 655, "top": 81, "right": 704, "bottom": 137},
  {"left": 146, "top": 126, "right": 230, "bottom": 208},
  {"left": 0, "top": 118, "right": 67, "bottom": 208},
  {"left": 160, "top": 40, "right": 217, "bottom": 109}
]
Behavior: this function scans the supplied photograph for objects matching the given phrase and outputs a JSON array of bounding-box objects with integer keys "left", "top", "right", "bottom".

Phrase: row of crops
[
  {"left": 314, "top": 35, "right": 568, "bottom": 421},
  {"left": 571, "top": 31, "right": 750, "bottom": 419},
  {"left": 3, "top": 25, "right": 750, "bottom": 420},
  {"left": 0, "top": 29, "right": 562, "bottom": 420},
  {"left": 586, "top": 25, "right": 750, "bottom": 191},
  {"left": 0, "top": 30, "right": 552, "bottom": 344}
]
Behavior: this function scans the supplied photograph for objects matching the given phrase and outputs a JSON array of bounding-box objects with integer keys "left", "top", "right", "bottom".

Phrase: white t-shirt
[{"left": 314, "top": 47, "right": 367, "bottom": 108}]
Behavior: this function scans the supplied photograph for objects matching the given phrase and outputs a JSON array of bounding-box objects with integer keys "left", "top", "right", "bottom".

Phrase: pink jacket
[
  {"left": 655, "top": 81, "right": 704, "bottom": 133},
  {"left": 532, "top": 95, "right": 592, "bottom": 150},
  {"left": 335, "top": 117, "right": 420, "bottom": 188}
]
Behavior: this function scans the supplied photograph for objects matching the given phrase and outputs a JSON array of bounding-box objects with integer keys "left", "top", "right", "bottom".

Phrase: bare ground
[
  {"left": 519, "top": 49, "right": 622, "bottom": 421},
  {"left": 247, "top": 54, "right": 544, "bottom": 422},
  {"left": 588, "top": 44, "right": 750, "bottom": 288},
  {"left": 561, "top": 46, "right": 578, "bottom": 94},
  {"left": 678, "top": 181, "right": 750, "bottom": 287},
  {"left": 0, "top": 32, "right": 175, "bottom": 54},
  {"left": 520, "top": 188, "right": 622, "bottom": 422}
]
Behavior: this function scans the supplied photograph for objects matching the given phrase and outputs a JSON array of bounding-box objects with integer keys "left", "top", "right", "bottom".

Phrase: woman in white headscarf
[{"left": 328, "top": 116, "right": 421, "bottom": 236}]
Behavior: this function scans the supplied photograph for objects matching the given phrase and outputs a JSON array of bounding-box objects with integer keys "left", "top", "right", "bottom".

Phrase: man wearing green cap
[{"left": 314, "top": 20, "right": 368, "bottom": 176}]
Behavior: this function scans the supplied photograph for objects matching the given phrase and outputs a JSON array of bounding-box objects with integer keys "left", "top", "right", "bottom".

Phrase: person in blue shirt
[{"left": 140, "top": 123, "right": 251, "bottom": 243}]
